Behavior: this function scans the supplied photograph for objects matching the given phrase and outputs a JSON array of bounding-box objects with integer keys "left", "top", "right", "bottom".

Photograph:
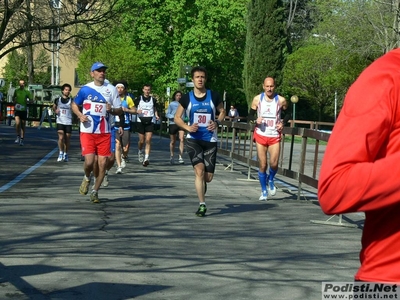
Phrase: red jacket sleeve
[{"left": 318, "top": 49, "right": 400, "bottom": 214}]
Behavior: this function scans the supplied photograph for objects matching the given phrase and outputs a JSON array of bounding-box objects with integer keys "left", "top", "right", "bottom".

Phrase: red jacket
[{"left": 318, "top": 48, "right": 400, "bottom": 282}]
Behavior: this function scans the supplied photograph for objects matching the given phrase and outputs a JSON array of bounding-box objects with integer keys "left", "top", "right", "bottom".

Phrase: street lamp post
[
  {"left": 290, "top": 95, "right": 299, "bottom": 127},
  {"left": 184, "top": 65, "right": 192, "bottom": 93}
]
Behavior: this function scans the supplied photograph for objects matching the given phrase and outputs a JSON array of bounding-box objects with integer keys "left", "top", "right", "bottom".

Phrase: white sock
[
  {"left": 145, "top": 154, "right": 149, "bottom": 160},
  {"left": 59, "top": 151, "right": 63, "bottom": 155}
]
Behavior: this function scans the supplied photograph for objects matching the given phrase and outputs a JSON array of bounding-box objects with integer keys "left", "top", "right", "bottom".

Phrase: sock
[
  {"left": 258, "top": 171, "right": 267, "bottom": 192},
  {"left": 84, "top": 175, "right": 90, "bottom": 181},
  {"left": 59, "top": 151, "right": 64, "bottom": 155},
  {"left": 105, "top": 170, "right": 108, "bottom": 175},
  {"left": 144, "top": 154, "right": 149, "bottom": 160},
  {"left": 199, "top": 202, "right": 206, "bottom": 206},
  {"left": 269, "top": 167, "right": 277, "bottom": 182}
]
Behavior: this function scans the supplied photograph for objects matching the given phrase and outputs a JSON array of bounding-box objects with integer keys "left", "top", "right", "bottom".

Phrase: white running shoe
[
  {"left": 116, "top": 167, "right": 122, "bottom": 174},
  {"left": 57, "top": 154, "right": 63, "bottom": 162},
  {"left": 178, "top": 157, "right": 184, "bottom": 164},
  {"left": 259, "top": 190, "right": 268, "bottom": 201},
  {"left": 121, "top": 155, "right": 126, "bottom": 168},
  {"left": 63, "top": 154, "right": 69, "bottom": 162},
  {"left": 268, "top": 181, "right": 276, "bottom": 196},
  {"left": 15, "top": 137, "right": 20, "bottom": 144},
  {"left": 138, "top": 151, "right": 144, "bottom": 163},
  {"left": 19, "top": 139, "right": 24, "bottom": 146}
]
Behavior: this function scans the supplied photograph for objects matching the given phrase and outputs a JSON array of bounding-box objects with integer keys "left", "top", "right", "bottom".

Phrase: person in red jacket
[{"left": 318, "top": 48, "right": 400, "bottom": 282}]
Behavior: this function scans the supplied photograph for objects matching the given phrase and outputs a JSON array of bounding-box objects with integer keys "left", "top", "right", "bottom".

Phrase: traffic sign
[{"left": 177, "top": 78, "right": 186, "bottom": 84}]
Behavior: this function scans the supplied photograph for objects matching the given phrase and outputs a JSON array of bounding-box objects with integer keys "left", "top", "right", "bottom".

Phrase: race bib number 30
[
  {"left": 194, "top": 113, "right": 211, "bottom": 127},
  {"left": 90, "top": 103, "right": 106, "bottom": 116}
]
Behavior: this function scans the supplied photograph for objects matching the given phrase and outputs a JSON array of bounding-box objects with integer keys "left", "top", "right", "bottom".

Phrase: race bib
[
  {"left": 15, "top": 103, "right": 24, "bottom": 110},
  {"left": 142, "top": 109, "right": 150, "bottom": 116},
  {"left": 89, "top": 102, "right": 106, "bottom": 116},
  {"left": 263, "top": 117, "right": 276, "bottom": 128},
  {"left": 194, "top": 113, "right": 211, "bottom": 127}
]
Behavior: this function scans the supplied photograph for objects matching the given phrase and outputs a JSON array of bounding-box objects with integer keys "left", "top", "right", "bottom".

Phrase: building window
[{"left": 74, "top": 68, "right": 83, "bottom": 87}]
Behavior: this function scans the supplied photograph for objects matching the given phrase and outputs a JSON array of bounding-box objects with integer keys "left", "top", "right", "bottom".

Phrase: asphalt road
[{"left": 0, "top": 124, "right": 364, "bottom": 300}]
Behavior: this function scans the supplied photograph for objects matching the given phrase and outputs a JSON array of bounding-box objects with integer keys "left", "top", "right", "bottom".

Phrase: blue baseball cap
[{"left": 91, "top": 62, "right": 108, "bottom": 72}]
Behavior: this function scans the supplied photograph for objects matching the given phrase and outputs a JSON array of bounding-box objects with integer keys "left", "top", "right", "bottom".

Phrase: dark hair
[
  {"left": 191, "top": 66, "right": 207, "bottom": 79},
  {"left": 143, "top": 83, "right": 152, "bottom": 89},
  {"left": 172, "top": 90, "right": 182, "bottom": 99},
  {"left": 61, "top": 83, "right": 72, "bottom": 91}
]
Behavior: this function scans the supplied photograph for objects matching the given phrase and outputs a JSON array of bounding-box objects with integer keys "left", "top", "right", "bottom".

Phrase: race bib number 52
[{"left": 90, "top": 102, "right": 106, "bottom": 116}]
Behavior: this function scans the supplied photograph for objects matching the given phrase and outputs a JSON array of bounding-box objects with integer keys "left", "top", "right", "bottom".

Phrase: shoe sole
[
  {"left": 196, "top": 211, "right": 207, "bottom": 217},
  {"left": 143, "top": 161, "right": 149, "bottom": 167}
]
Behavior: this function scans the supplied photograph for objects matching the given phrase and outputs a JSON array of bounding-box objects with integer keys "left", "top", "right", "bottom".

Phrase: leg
[
  {"left": 115, "top": 138, "right": 122, "bottom": 167},
  {"left": 138, "top": 133, "right": 145, "bottom": 152},
  {"left": 178, "top": 130, "right": 185, "bottom": 158},
  {"left": 142, "top": 131, "right": 152, "bottom": 166},
  {"left": 94, "top": 155, "right": 108, "bottom": 191},
  {"left": 144, "top": 131, "right": 153, "bottom": 157},
  {"left": 169, "top": 134, "right": 176, "bottom": 164},
  {"left": 20, "top": 119, "right": 26, "bottom": 139},
  {"left": 255, "top": 141, "right": 268, "bottom": 200},
  {"left": 267, "top": 141, "right": 281, "bottom": 196},
  {"left": 169, "top": 134, "right": 176, "bottom": 157},
  {"left": 15, "top": 115, "right": 21, "bottom": 139},
  {"left": 57, "top": 130, "right": 65, "bottom": 161},
  {"left": 194, "top": 163, "right": 206, "bottom": 203},
  {"left": 115, "top": 138, "right": 123, "bottom": 173}
]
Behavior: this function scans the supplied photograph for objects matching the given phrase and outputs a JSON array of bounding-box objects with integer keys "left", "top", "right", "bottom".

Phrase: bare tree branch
[{"left": 0, "top": 0, "right": 122, "bottom": 60}]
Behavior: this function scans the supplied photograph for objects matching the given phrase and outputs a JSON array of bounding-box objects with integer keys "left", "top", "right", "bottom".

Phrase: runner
[
  {"left": 53, "top": 83, "right": 73, "bottom": 162},
  {"left": 71, "top": 62, "right": 122, "bottom": 203},
  {"left": 174, "top": 66, "right": 226, "bottom": 217},
  {"left": 135, "top": 84, "right": 159, "bottom": 167}
]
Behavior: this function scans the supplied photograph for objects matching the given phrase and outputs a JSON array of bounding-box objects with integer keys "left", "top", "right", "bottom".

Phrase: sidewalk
[{"left": 0, "top": 125, "right": 363, "bottom": 300}]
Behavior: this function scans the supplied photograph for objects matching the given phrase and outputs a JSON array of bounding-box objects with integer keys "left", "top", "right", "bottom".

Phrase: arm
[
  {"left": 318, "top": 75, "right": 400, "bottom": 214},
  {"left": 207, "top": 102, "right": 226, "bottom": 131},
  {"left": 71, "top": 101, "right": 88, "bottom": 123},
  {"left": 248, "top": 95, "right": 260, "bottom": 123},
  {"left": 174, "top": 104, "right": 198, "bottom": 133},
  {"left": 166, "top": 104, "right": 174, "bottom": 119},
  {"left": 153, "top": 99, "right": 159, "bottom": 120}
]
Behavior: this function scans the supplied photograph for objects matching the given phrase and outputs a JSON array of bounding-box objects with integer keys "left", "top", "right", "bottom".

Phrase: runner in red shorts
[
  {"left": 248, "top": 77, "right": 287, "bottom": 201},
  {"left": 71, "top": 62, "right": 122, "bottom": 203}
]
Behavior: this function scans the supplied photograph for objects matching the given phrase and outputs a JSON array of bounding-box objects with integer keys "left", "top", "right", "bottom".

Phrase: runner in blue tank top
[{"left": 174, "top": 66, "right": 226, "bottom": 217}]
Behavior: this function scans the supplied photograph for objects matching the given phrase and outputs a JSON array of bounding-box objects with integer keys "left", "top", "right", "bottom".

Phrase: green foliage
[
  {"left": 92, "top": 0, "right": 248, "bottom": 107},
  {"left": 3, "top": 49, "right": 51, "bottom": 86},
  {"left": 243, "top": 0, "right": 287, "bottom": 108},
  {"left": 76, "top": 36, "right": 151, "bottom": 92},
  {"left": 3, "top": 51, "right": 27, "bottom": 85},
  {"left": 282, "top": 42, "right": 368, "bottom": 121}
]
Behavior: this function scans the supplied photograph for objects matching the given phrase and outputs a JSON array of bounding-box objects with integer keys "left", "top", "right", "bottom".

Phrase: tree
[
  {"left": 3, "top": 49, "right": 51, "bottom": 86},
  {"left": 76, "top": 35, "right": 151, "bottom": 92},
  {"left": 115, "top": 0, "right": 248, "bottom": 107},
  {"left": 0, "top": 0, "right": 123, "bottom": 82},
  {"left": 282, "top": 43, "right": 367, "bottom": 121},
  {"left": 243, "top": 0, "right": 287, "bottom": 108}
]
